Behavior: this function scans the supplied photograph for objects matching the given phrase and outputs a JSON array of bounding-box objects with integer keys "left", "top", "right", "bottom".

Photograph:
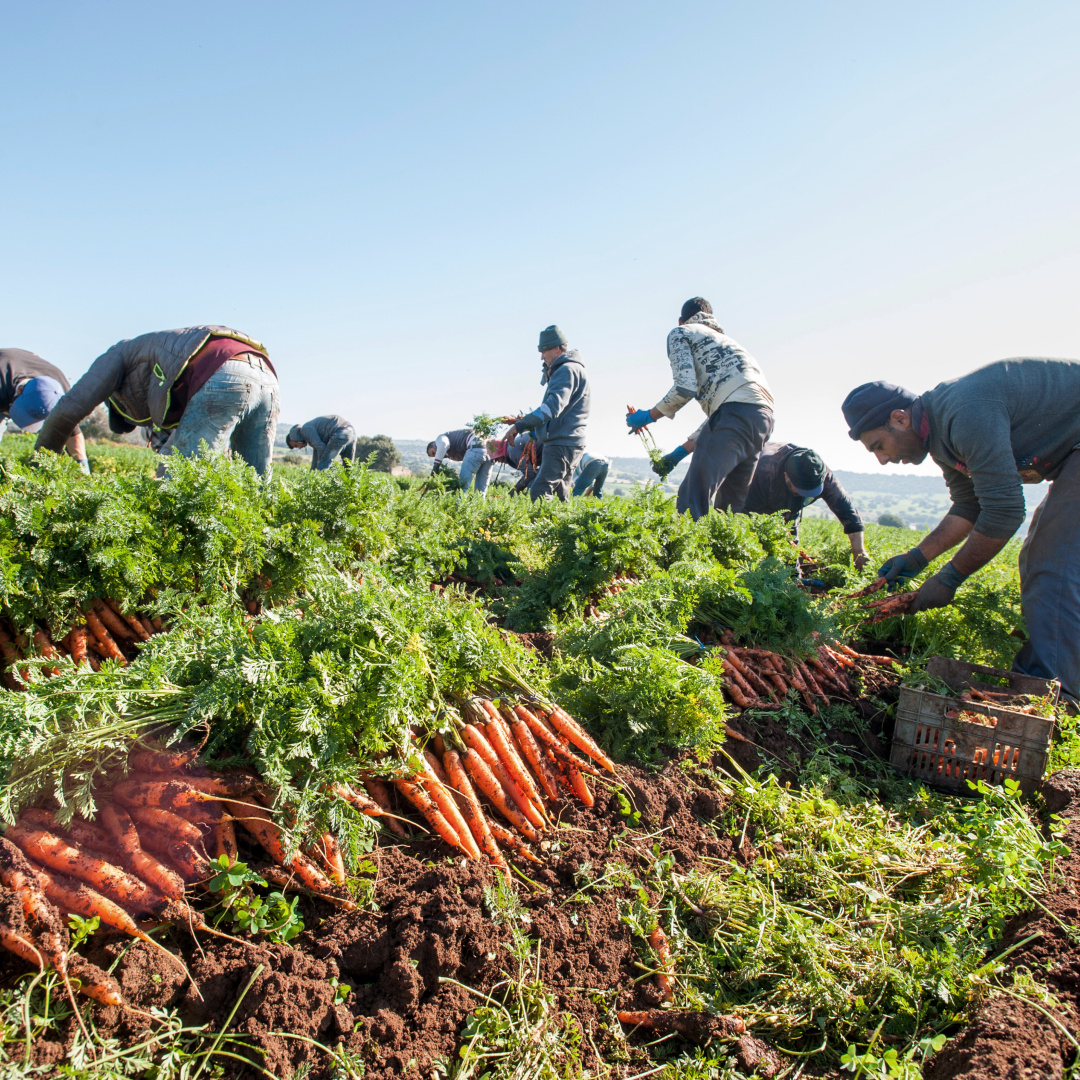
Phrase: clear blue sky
[{"left": 3, "top": 1, "right": 1077, "bottom": 472}]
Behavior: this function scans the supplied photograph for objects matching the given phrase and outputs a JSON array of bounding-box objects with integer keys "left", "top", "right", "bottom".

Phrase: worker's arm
[
  {"left": 820, "top": 469, "right": 868, "bottom": 570},
  {"left": 35, "top": 350, "right": 126, "bottom": 454},
  {"left": 651, "top": 329, "right": 698, "bottom": 419},
  {"left": 516, "top": 365, "right": 574, "bottom": 433},
  {"left": 299, "top": 421, "right": 328, "bottom": 469},
  {"left": 65, "top": 429, "right": 90, "bottom": 473},
  {"left": 430, "top": 433, "right": 451, "bottom": 465}
]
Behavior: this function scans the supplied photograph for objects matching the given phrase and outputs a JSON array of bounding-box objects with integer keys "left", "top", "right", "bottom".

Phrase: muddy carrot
[
  {"left": 17, "top": 808, "right": 114, "bottom": 855},
  {"left": 421, "top": 752, "right": 483, "bottom": 859},
  {"left": 648, "top": 925, "right": 675, "bottom": 1002},
  {"left": 362, "top": 778, "right": 408, "bottom": 837},
  {"left": 104, "top": 599, "right": 151, "bottom": 642},
  {"left": 725, "top": 651, "right": 773, "bottom": 697},
  {"left": 90, "top": 599, "right": 135, "bottom": 642},
  {"left": 722, "top": 676, "right": 755, "bottom": 709},
  {"left": 798, "top": 661, "right": 829, "bottom": 705},
  {"left": 166, "top": 771, "right": 259, "bottom": 798},
  {"left": 99, "top": 805, "right": 185, "bottom": 900},
  {"left": 822, "top": 644, "right": 856, "bottom": 669},
  {"left": 312, "top": 832, "right": 346, "bottom": 886},
  {"left": 129, "top": 730, "right": 208, "bottom": 774},
  {"left": 68, "top": 954, "right": 125, "bottom": 1007},
  {"left": 223, "top": 800, "right": 350, "bottom": 904},
  {"left": 135, "top": 827, "right": 210, "bottom": 883},
  {"left": 0, "top": 626, "right": 27, "bottom": 687},
  {"left": 509, "top": 707, "right": 562, "bottom": 802},
  {"left": 545, "top": 705, "right": 616, "bottom": 772},
  {"left": 64, "top": 627, "right": 90, "bottom": 667},
  {"left": 124, "top": 805, "right": 207, "bottom": 850},
  {"left": 459, "top": 747, "right": 541, "bottom": 843},
  {"left": 83, "top": 646, "right": 102, "bottom": 673},
  {"left": 138, "top": 615, "right": 157, "bottom": 638},
  {"left": 112, "top": 779, "right": 218, "bottom": 812},
  {"left": 30, "top": 631, "right": 61, "bottom": 676},
  {"left": 0, "top": 838, "right": 67, "bottom": 972},
  {"left": 486, "top": 820, "right": 542, "bottom": 864},
  {"left": 83, "top": 610, "right": 126, "bottom": 664},
  {"left": 442, "top": 749, "right": 507, "bottom": 875},
  {"left": 461, "top": 725, "right": 545, "bottom": 831},
  {"left": 0, "top": 924, "right": 46, "bottom": 970},
  {"left": 394, "top": 774, "right": 475, "bottom": 858},
  {"left": 566, "top": 764, "right": 594, "bottom": 807}
]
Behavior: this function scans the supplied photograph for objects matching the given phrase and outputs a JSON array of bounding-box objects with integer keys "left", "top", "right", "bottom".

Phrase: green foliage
[
  {"left": 207, "top": 856, "right": 305, "bottom": 943},
  {"left": 351, "top": 433, "right": 400, "bottom": 472}
]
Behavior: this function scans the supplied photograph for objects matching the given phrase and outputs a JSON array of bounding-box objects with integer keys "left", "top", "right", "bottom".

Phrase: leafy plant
[{"left": 206, "top": 856, "right": 305, "bottom": 943}]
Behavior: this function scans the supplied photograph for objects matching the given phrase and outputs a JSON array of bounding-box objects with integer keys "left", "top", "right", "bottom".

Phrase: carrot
[
  {"left": 648, "top": 925, "right": 674, "bottom": 1002},
  {"left": 483, "top": 705, "right": 548, "bottom": 819},
  {"left": 393, "top": 774, "right": 473, "bottom": 856},
  {"left": 362, "top": 778, "right": 408, "bottom": 837},
  {"left": 420, "top": 753, "right": 483, "bottom": 859},
  {"left": 135, "top": 826, "right": 210, "bottom": 883},
  {"left": 332, "top": 782, "right": 384, "bottom": 817},
  {"left": 256, "top": 865, "right": 355, "bottom": 911},
  {"left": 312, "top": 832, "right": 346, "bottom": 886},
  {"left": 223, "top": 799, "right": 352, "bottom": 905},
  {"left": 615, "top": 1009, "right": 746, "bottom": 1039},
  {"left": 509, "top": 707, "right": 562, "bottom": 802},
  {"left": 442, "top": 749, "right": 507, "bottom": 875},
  {"left": 17, "top": 808, "right": 114, "bottom": 856},
  {"left": 83, "top": 645, "right": 103, "bottom": 673},
  {"left": 459, "top": 747, "right": 541, "bottom": 843},
  {"left": 211, "top": 815, "right": 238, "bottom": 865},
  {"left": 68, "top": 954, "right": 125, "bottom": 1007},
  {"left": 129, "top": 729, "right": 208, "bottom": 774},
  {"left": 566, "top": 764, "right": 594, "bottom": 807},
  {"left": 486, "top": 820, "right": 542, "bottom": 864},
  {"left": 0, "top": 626, "right": 27, "bottom": 688},
  {"left": 150, "top": 616, "right": 164, "bottom": 632},
  {"left": 91, "top": 599, "right": 135, "bottom": 642},
  {"left": 125, "top": 805, "right": 207, "bottom": 851},
  {"left": 64, "top": 627, "right": 89, "bottom": 667},
  {"left": 544, "top": 704, "right": 616, "bottom": 772},
  {"left": 722, "top": 676, "right": 755, "bottom": 709},
  {"left": 29, "top": 861, "right": 187, "bottom": 976},
  {"left": 726, "top": 651, "right": 774, "bottom": 698},
  {"left": 99, "top": 805, "right": 185, "bottom": 900},
  {"left": 83, "top": 609, "right": 126, "bottom": 664},
  {"left": 545, "top": 747, "right": 577, "bottom": 796},
  {"left": 0, "top": 838, "right": 67, "bottom": 972},
  {"left": 822, "top": 644, "right": 857, "bottom": 669},
  {"left": 4, "top": 823, "right": 163, "bottom": 915},
  {"left": 461, "top": 725, "right": 545, "bottom": 830},
  {"left": 0, "top": 923, "right": 46, "bottom": 970},
  {"left": 112, "top": 779, "right": 218, "bottom": 812},
  {"left": 168, "top": 771, "right": 260, "bottom": 798},
  {"left": 31, "top": 631, "right": 61, "bottom": 676},
  {"left": 105, "top": 599, "right": 151, "bottom": 642},
  {"left": 515, "top": 707, "right": 604, "bottom": 778},
  {"left": 798, "top": 660, "right": 829, "bottom": 705}
]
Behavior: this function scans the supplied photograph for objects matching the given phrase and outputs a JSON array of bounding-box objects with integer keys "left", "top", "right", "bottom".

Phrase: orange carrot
[
  {"left": 0, "top": 923, "right": 46, "bottom": 970},
  {"left": 30, "top": 631, "right": 61, "bottom": 676},
  {"left": 798, "top": 661, "right": 828, "bottom": 704},
  {"left": 483, "top": 706, "right": 548, "bottom": 820},
  {"left": 566, "top": 765, "right": 594, "bottom": 807},
  {"left": 125, "top": 805, "right": 207, "bottom": 851},
  {"left": 65, "top": 627, "right": 89, "bottom": 667},
  {"left": 442, "top": 748, "right": 508, "bottom": 875},
  {"left": 167, "top": 771, "right": 259, "bottom": 798},
  {"left": 509, "top": 707, "right": 562, "bottom": 802},
  {"left": 83, "top": 609, "right": 126, "bottom": 664},
  {"left": 393, "top": 774, "right": 473, "bottom": 856},
  {"left": 112, "top": 779, "right": 218, "bottom": 811},
  {"left": 310, "top": 832, "right": 346, "bottom": 886},
  {"left": 461, "top": 724, "right": 545, "bottom": 830},
  {"left": 138, "top": 614, "right": 157, "bottom": 638},
  {"left": 545, "top": 704, "right": 616, "bottom": 772},
  {"left": 104, "top": 599, "right": 151, "bottom": 642},
  {"left": 420, "top": 753, "right": 482, "bottom": 859},
  {"left": 135, "top": 826, "right": 210, "bottom": 883},
  {"left": 0, "top": 626, "right": 27, "bottom": 687},
  {"left": 486, "top": 820, "right": 542, "bottom": 864},
  {"left": 459, "top": 747, "right": 541, "bottom": 843},
  {"left": 99, "top": 805, "right": 185, "bottom": 900},
  {"left": 17, "top": 808, "right": 114, "bottom": 854},
  {"left": 4, "top": 823, "right": 162, "bottom": 914},
  {"left": 211, "top": 815, "right": 238, "bottom": 865},
  {"left": 515, "top": 707, "right": 603, "bottom": 778},
  {"left": 0, "top": 838, "right": 67, "bottom": 972},
  {"left": 91, "top": 599, "right": 135, "bottom": 641},
  {"left": 223, "top": 800, "right": 352, "bottom": 905},
  {"left": 151, "top": 616, "right": 164, "bottom": 632},
  {"left": 362, "top": 778, "right": 408, "bottom": 837},
  {"left": 648, "top": 925, "right": 674, "bottom": 1002},
  {"left": 128, "top": 732, "right": 207, "bottom": 774},
  {"left": 68, "top": 954, "right": 125, "bottom": 1006}
]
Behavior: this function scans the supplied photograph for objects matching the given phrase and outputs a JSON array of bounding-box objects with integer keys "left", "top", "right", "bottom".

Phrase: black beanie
[
  {"left": 680, "top": 297, "right": 712, "bottom": 321},
  {"left": 842, "top": 381, "right": 918, "bottom": 440},
  {"left": 785, "top": 448, "right": 826, "bottom": 497}
]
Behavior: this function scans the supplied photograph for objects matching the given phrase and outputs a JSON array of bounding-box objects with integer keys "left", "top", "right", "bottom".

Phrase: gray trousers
[
  {"left": 529, "top": 444, "right": 583, "bottom": 501},
  {"left": 676, "top": 402, "right": 774, "bottom": 520},
  {"left": 1013, "top": 450, "right": 1080, "bottom": 706}
]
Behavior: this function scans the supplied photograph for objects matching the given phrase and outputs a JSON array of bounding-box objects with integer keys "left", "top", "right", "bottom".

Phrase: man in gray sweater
[
  {"left": 287, "top": 416, "right": 358, "bottom": 470},
  {"left": 503, "top": 325, "right": 590, "bottom": 501},
  {"left": 842, "top": 358, "right": 1080, "bottom": 708}
]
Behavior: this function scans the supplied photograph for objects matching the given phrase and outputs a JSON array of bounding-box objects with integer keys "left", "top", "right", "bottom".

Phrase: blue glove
[
  {"left": 651, "top": 444, "right": 689, "bottom": 477},
  {"left": 626, "top": 408, "right": 654, "bottom": 432},
  {"left": 877, "top": 546, "right": 928, "bottom": 589}
]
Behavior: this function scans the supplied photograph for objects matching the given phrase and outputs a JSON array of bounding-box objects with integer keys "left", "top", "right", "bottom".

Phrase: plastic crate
[{"left": 889, "top": 658, "right": 1058, "bottom": 795}]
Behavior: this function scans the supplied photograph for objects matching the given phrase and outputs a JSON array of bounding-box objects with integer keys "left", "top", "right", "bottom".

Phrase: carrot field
[{"left": 0, "top": 438, "right": 1077, "bottom": 1080}]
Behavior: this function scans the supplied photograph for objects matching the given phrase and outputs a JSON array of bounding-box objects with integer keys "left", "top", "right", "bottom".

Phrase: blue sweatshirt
[{"left": 515, "top": 349, "right": 590, "bottom": 447}]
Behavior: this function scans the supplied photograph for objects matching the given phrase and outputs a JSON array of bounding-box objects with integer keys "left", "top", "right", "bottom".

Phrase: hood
[
  {"left": 683, "top": 312, "right": 726, "bottom": 335},
  {"left": 540, "top": 347, "right": 584, "bottom": 386}
]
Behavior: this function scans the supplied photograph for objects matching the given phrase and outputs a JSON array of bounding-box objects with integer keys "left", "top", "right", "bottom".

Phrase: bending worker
[
  {"left": 35, "top": 326, "right": 279, "bottom": 475},
  {"left": 572, "top": 451, "right": 611, "bottom": 498},
  {"left": 426, "top": 427, "right": 492, "bottom": 494},
  {"left": 842, "top": 358, "right": 1080, "bottom": 710},
  {"left": 287, "top": 415, "right": 358, "bottom": 470},
  {"left": 656, "top": 436, "right": 867, "bottom": 568},
  {"left": 503, "top": 325, "right": 590, "bottom": 501},
  {"left": 1, "top": 347, "right": 88, "bottom": 470},
  {"left": 627, "top": 297, "right": 773, "bottom": 520}
]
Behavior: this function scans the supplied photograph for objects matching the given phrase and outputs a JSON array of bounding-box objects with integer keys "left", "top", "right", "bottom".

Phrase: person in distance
[
  {"left": 572, "top": 451, "right": 611, "bottom": 498},
  {"left": 287, "top": 416, "right": 359, "bottom": 470},
  {"left": 426, "top": 427, "right": 493, "bottom": 494},
  {"left": 842, "top": 358, "right": 1080, "bottom": 710},
  {"left": 34, "top": 326, "right": 279, "bottom": 475},
  {"left": 627, "top": 297, "right": 773, "bottom": 521}
]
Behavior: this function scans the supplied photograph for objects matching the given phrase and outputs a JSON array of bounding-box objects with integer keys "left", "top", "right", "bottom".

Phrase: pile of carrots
[
  {"left": 0, "top": 598, "right": 165, "bottom": 688},
  {"left": 0, "top": 741, "right": 355, "bottom": 1009},
  {"left": 718, "top": 634, "right": 897, "bottom": 713},
  {"left": 345, "top": 697, "right": 616, "bottom": 879}
]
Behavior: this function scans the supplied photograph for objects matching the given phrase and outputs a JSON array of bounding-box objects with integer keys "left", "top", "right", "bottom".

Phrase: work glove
[
  {"left": 625, "top": 408, "right": 654, "bottom": 432},
  {"left": 652, "top": 444, "right": 689, "bottom": 477},
  {"left": 431, "top": 460, "right": 443, "bottom": 476},
  {"left": 909, "top": 563, "right": 966, "bottom": 613},
  {"left": 877, "top": 546, "right": 928, "bottom": 589},
  {"left": 76, "top": 458, "right": 91, "bottom": 475}
]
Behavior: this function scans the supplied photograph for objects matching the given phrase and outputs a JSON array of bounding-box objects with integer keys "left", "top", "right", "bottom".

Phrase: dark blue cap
[
  {"left": 10, "top": 377, "right": 64, "bottom": 432},
  {"left": 842, "top": 381, "right": 918, "bottom": 440}
]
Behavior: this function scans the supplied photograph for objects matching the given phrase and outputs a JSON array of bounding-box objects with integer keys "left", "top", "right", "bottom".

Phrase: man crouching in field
[
  {"left": 843, "top": 358, "right": 1080, "bottom": 711},
  {"left": 35, "top": 326, "right": 279, "bottom": 475}
]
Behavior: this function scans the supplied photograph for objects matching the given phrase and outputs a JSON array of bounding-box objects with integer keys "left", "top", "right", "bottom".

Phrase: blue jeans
[
  {"left": 459, "top": 445, "right": 493, "bottom": 494},
  {"left": 169, "top": 357, "right": 280, "bottom": 475},
  {"left": 1014, "top": 450, "right": 1080, "bottom": 707},
  {"left": 313, "top": 425, "right": 356, "bottom": 469},
  {"left": 572, "top": 456, "right": 610, "bottom": 498}
]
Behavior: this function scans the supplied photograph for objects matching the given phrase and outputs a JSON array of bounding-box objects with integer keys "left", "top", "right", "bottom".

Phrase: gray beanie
[
  {"left": 841, "top": 381, "right": 918, "bottom": 440},
  {"left": 287, "top": 424, "right": 305, "bottom": 446},
  {"left": 538, "top": 325, "right": 567, "bottom": 351}
]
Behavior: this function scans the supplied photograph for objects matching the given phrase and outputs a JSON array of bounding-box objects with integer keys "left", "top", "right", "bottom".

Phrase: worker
[
  {"left": 572, "top": 451, "right": 611, "bottom": 498},
  {"left": 34, "top": 326, "right": 279, "bottom": 475},
  {"left": 626, "top": 297, "right": 773, "bottom": 520},
  {"left": 0, "top": 348, "right": 88, "bottom": 470},
  {"left": 655, "top": 437, "right": 868, "bottom": 568},
  {"left": 286, "top": 416, "right": 358, "bottom": 470},
  {"left": 842, "top": 359, "right": 1080, "bottom": 710},
  {"left": 426, "top": 428, "right": 492, "bottom": 494},
  {"left": 502, "top": 325, "right": 590, "bottom": 501}
]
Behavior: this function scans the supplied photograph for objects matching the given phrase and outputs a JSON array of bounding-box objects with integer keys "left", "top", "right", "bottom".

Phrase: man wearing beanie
[
  {"left": 36, "top": 326, "right": 279, "bottom": 475},
  {"left": 287, "top": 415, "right": 359, "bottom": 470},
  {"left": 627, "top": 297, "right": 773, "bottom": 520},
  {"left": 503, "top": 325, "right": 590, "bottom": 501},
  {"left": 0, "top": 348, "right": 89, "bottom": 470},
  {"left": 842, "top": 358, "right": 1080, "bottom": 709}
]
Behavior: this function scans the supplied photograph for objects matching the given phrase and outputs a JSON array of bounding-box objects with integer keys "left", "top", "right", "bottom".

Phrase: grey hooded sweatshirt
[{"left": 515, "top": 348, "right": 590, "bottom": 447}]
